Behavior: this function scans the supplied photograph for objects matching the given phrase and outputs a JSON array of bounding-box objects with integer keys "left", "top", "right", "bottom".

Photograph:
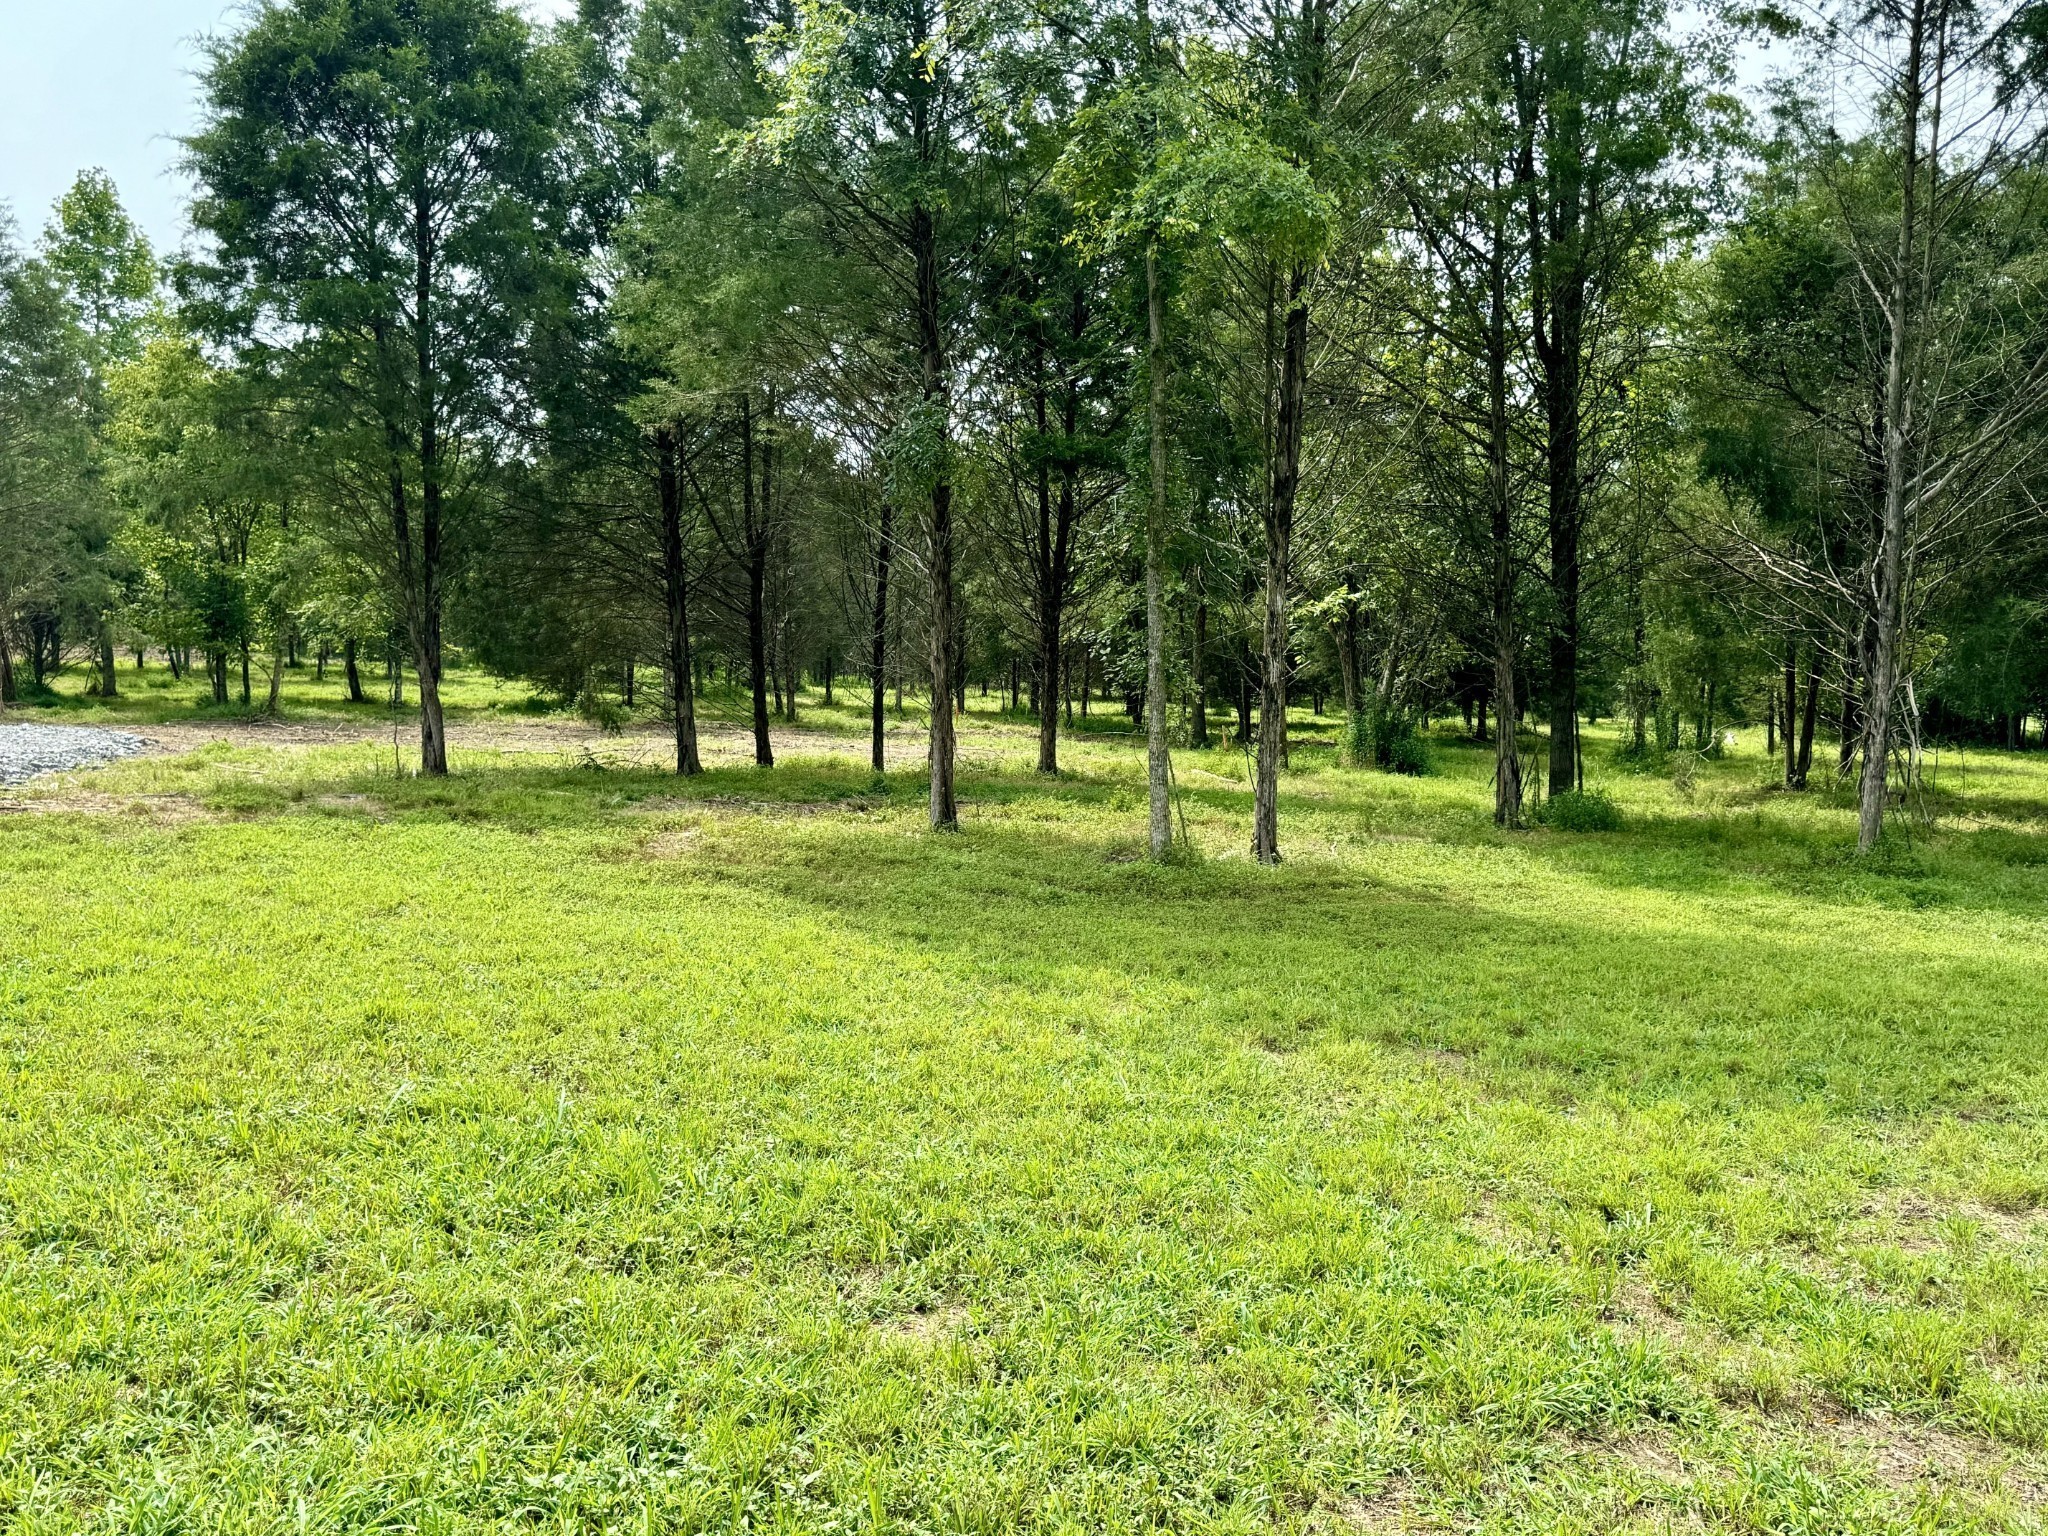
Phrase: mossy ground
[{"left": 3, "top": 662, "right": 2046, "bottom": 1532}]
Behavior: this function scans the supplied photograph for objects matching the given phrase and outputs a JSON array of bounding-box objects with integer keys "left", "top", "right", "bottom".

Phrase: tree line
[{"left": 5, "top": 0, "right": 2048, "bottom": 857}]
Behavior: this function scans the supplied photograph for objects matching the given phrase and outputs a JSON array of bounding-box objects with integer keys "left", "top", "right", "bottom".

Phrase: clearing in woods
[{"left": 3, "top": 666, "right": 2047, "bottom": 1533}]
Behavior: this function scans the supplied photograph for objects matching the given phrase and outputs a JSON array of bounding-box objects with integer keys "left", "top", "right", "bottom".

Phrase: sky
[{"left": 0, "top": 0, "right": 576, "bottom": 258}]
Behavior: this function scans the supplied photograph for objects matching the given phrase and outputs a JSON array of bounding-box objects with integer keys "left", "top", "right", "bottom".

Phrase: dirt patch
[
  {"left": 1812, "top": 1408, "right": 2048, "bottom": 1507},
  {"left": 875, "top": 1301, "right": 969, "bottom": 1345},
  {"left": 1607, "top": 1279, "right": 1693, "bottom": 1356},
  {"left": 1309, "top": 1478, "right": 1435, "bottom": 1531}
]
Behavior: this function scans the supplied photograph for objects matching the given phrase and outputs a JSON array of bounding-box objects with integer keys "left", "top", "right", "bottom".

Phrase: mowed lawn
[{"left": 5, "top": 680, "right": 2048, "bottom": 1532}]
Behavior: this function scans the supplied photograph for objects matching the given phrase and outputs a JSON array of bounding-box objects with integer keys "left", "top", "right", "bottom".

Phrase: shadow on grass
[{"left": 87, "top": 729, "right": 2048, "bottom": 1120}]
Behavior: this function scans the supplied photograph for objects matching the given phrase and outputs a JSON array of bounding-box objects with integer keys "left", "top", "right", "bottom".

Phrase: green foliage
[
  {"left": 1346, "top": 708, "right": 1432, "bottom": 775},
  {"left": 41, "top": 168, "right": 155, "bottom": 375},
  {"left": 1537, "top": 785, "right": 1624, "bottom": 831}
]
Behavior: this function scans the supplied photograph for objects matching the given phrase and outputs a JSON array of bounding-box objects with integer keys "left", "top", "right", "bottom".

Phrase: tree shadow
[{"left": 648, "top": 809, "right": 2048, "bottom": 1121}]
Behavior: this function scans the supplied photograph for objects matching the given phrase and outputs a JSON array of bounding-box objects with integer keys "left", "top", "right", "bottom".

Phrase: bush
[
  {"left": 1538, "top": 788, "right": 1623, "bottom": 832},
  {"left": 1381, "top": 728, "right": 1432, "bottom": 776},
  {"left": 1345, "top": 710, "right": 1431, "bottom": 775},
  {"left": 1342, "top": 710, "right": 1373, "bottom": 768}
]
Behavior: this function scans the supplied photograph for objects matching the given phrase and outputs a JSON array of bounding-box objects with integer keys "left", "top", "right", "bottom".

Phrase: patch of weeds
[{"left": 1539, "top": 788, "right": 1625, "bottom": 832}]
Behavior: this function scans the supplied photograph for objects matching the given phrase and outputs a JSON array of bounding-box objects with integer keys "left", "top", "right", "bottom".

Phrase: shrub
[
  {"left": 1345, "top": 709, "right": 1432, "bottom": 775},
  {"left": 1381, "top": 728, "right": 1432, "bottom": 776},
  {"left": 1611, "top": 734, "right": 1665, "bottom": 773},
  {"left": 1538, "top": 788, "right": 1623, "bottom": 832},
  {"left": 1342, "top": 710, "right": 1373, "bottom": 768}
]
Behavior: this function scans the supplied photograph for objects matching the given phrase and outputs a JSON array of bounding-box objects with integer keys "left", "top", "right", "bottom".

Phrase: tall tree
[
  {"left": 189, "top": 0, "right": 566, "bottom": 774},
  {"left": 1505, "top": 0, "right": 1699, "bottom": 794},
  {"left": 0, "top": 214, "right": 88, "bottom": 713},
  {"left": 40, "top": 171, "right": 157, "bottom": 698},
  {"left": 754, "top": 0, "right": 1031, "bottom": 828}
]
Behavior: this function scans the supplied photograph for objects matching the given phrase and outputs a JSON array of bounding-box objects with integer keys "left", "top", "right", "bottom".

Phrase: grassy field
[{"left": 4, "top": 663, "right": 2048, "bottom": 1533}]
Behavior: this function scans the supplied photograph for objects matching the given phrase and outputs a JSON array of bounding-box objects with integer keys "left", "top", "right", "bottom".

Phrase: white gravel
[{"left": 0, "top": 724, "right": 149, "bottom": 786}]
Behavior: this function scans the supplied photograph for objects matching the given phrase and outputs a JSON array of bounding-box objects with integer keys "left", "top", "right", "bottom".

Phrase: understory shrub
[
  {"left": 1345, "top": 709, "right": 1432, "bottom": 775},
  {"left": 1538, "top": 787, "right": 1624, "bottom": 832}
]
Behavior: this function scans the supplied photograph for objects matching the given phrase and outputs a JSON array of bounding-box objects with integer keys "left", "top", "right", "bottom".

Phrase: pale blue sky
[{"left": 1, "top": 0, "right": 575, "bottom": 257}]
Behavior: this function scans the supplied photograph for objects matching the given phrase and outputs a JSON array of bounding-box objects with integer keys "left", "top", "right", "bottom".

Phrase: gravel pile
[{"left": 0, "top": 723, "right": 149, "bottom": 786}]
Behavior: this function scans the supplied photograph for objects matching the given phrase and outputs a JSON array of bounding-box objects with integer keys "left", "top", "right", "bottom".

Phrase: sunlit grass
[{"left": 3, "top": 680, "right": 2047, "bottom": 1531}]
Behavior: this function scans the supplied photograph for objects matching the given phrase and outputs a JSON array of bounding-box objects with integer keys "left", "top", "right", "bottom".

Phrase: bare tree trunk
[
  {"left": 404, "top": 191, "right": 448, "bottom": 776},
  {"left": 1839, "top": 647, "right": 1862, "bottom": 776},
  {"left": 97, "top": 622, "right": 118, "bottom": 699},
  {"left": 1035, "top": 496, "right": 1070, "bottom": 774},
  {"left": 657, "top": 425, "right": 702, "bottom": 775},
  {"left": 737, "top": 396, "right": 775, "bottom": 768},
  {"left": 1485, "top": 206, "right": 1522, "bottom": 826},
  {"left": 1860, "top": 0, "right": 1927, "bottom": 853},
  {"left": 1254, "top": 266, "right": 1309, "bottom": 865},
  {"left": 1144, "top": 247, "right": 1174, "bottom": 858},
  {"left": 1797, "top": 662, "right": 1820, "bottom": 787},
  {"left": 870, "top": 501, "right": 892, "bottom": 773},
  {"left": 1335, "top": 585, "right": 1361, "bottom": 763},
  {"left": 266, "top": 641, "right": 285, "bottom": 714},
  {"left": 912, "top": 198, "right": 958, "bottom": 830},
  {"left": 1783, "top": 641, "right": 1798, "bottom": 787}
]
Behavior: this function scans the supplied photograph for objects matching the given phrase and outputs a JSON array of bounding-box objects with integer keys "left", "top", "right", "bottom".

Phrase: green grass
[
  {"left": 4, "top": 653, "right": 565, "bottom": 727},
  {"left": 4, "top": 678, "right": 2048, "bottom": 1532}
]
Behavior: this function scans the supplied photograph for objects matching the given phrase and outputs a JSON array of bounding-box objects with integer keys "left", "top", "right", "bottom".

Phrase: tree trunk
[
  {"left": 344, "top": 638, "right": 365, "bottom": 704},
  {"left": 1254, "top": 265, "right": 1310, "bottom": 864},
  {"left": 912, "top": 198, "right": 957, "bottom": 831},
  {"left": 401, "top": 189, "right": 448, "bottom": 776},
  {"left": 870, "top": 501, "right": 892, "bottom": 773},
  {"left": 1335, "top": 584, "right": 1361, "bottom": 765},
  {"left": 0, "top": 627, "right": 13, "bottom": 708},
  {"left": 1036, "top": 560, "right": 1064, "bottom": 774},
  {"left": 735, "top": 396, "right": 775, "bottom": 768},
  {"left": 1783, "top": 642, "right": 1798, "bottom": 787},
  {"left": 1190, "top": 580, "right": 1210, "bottom": 750},
  {"left": 1488, "top": 253, "right": 1521, "bottom": 826},
  {"left": 97, "top": 622, "right": 118, "bottom": 699},
  {"left": 1838, "top": 648, "right": 1861, "bottom": 775},
  {"left": 1797, "top": 662, "right": 1820, "bottom": 788},
  {"left": 1860, "top": 0, "right": 1926, "bottom": 852},
  {"left": 657, "top": 424, "right": 703, "bottom": 775},
  {"left": 1144, "top": 247, "right": 1174, "bottom": 857}
]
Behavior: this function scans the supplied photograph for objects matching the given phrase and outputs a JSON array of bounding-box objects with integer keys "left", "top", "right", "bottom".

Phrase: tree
[
  {"left": 1505, "top": 0, "right": 1701, "bottom": 794},
  {"left": 0, "top": 214, "right": 88, "bottom": 712},
  {"left": 189, "top": 0, "right": 568, "bottom": 773},
  {"left": 1694, "top": 0, "right": 2048, "bottom": 846},
  {"left": 753, "top": 0, "right": 1033, "bottom": 828},
  {"left": 39, "top": 170, "right": 157, "bottom": 698},
  {"left": 1062, "top": 38, "right": 1333, "bottom": 859}
]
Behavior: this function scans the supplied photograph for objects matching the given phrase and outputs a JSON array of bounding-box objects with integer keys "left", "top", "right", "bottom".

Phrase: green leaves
[{"left": 1057, "top": 69, "right": 1335, "bottom": 268}]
